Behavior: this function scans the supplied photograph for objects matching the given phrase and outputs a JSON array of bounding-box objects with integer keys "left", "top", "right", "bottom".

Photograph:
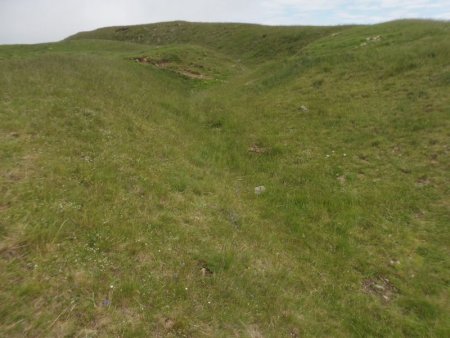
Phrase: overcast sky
[{"left": 0, "top": 0, "right": 449, "bottom": 44}]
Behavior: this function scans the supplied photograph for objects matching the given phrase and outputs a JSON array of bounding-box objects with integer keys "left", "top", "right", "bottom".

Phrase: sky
[{"left": 0, "top": 0, "right": 449, "bottom": 44}]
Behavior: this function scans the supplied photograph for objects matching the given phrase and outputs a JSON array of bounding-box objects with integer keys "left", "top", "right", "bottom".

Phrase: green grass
[
  {"left": 1, "top": 19, "right": 449, "bottom": 337},
  {"left": 68, "top": 21, "right": 349, "bottom": 64}
]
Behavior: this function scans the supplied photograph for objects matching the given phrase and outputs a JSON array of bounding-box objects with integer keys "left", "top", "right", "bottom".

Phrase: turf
[{"left": 0, "top": 19, "right": 449, "bottom": 337}]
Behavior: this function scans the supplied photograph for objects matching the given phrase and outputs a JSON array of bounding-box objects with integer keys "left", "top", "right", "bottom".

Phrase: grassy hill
[
  {"left": 1, "top": 20, "right": 449, "bottom": 337},
  {"left": 67, "top": 21, "right": 348, "bottom": 63}
]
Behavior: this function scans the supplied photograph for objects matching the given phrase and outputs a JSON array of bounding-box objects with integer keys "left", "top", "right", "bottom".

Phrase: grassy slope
[
  {"left": 1, "top": 20, "right": 449, "bottom": 337},
  {"left": 68, "top": 21, "right": 349, "bottom": 63}
]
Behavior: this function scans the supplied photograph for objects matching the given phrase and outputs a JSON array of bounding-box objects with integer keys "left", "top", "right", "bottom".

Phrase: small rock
[
  {"left": 198, "top": 260, "right": 213, "bottom": 277},
  {"left": 366, "top": 35, "right": 382, "bottom": 42},
  {"left": 201, "top": 267, "right": 213, "bottom": 277},
  {"left": 374, "top": 284, "right": 385, "bottom": 291},
  {"left": 300, "top": 105, "right": 309, "bottom": 112},
  {"left": 254, "top": 186, "right": 266, "bottom": 195}
]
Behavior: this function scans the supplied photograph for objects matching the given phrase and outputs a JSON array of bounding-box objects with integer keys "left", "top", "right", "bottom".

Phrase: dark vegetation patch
[
  {"left": 131, "top": 56, "right": 212, "bottom": 79},
  {"left": 115, "top": 27, "right": 130, "bottom": 33}
]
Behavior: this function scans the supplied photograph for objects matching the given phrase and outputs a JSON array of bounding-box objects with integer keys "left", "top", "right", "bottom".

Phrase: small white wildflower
[
  {"left": 110, "top": 285, "right": 114, "bottom": 289},
  {"left": 343, "top": 153, "right": 347, "bottom": 157}
]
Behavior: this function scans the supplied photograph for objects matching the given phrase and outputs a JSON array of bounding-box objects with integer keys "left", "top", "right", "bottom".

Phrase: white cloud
[{"left": 262, "top": 0, "right": 345, "bottom": 11}]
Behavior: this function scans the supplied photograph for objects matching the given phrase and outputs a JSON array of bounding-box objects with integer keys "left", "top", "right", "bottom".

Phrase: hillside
[
  {"left": 67, "top": 21, "right": 348, "bottom": 63},
  {"left": 1, "top": 20, "right": 449, "bottom": 337}
]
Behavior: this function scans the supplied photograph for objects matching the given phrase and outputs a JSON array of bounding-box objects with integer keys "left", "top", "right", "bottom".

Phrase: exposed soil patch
[
  {"left": 131, "top": 57, "right": 211, "bottom": 79},
  {"left": 0, "top": 241, "right": 28, "bottom": 261},
  {"left": 131, "top": 56, "right": 154, "bottom": 65},
  {"left": 9, "top": 132, "right": 20, "bottom": 138},
  {"left": 363, "top": 276, "right": 397, "bottom": 302},
  {"left": 4, "top": 170, "right": 24, "bottom": 182},
  {"left": 290, "top": 328, "right": 300, "bottom": 337},
  {"left": 248, "top": 144, "right": 267, "bottom": 154},
  {"left": 247, "top": 325, "right": 264, "bottom": 338},
  {"left": 156, "top": 316, "right": 177, "bottom": 333},
  {"left": 367, "top": 35, "right": 382, "bottom": 42},
  {"left": 416, "top": 176, "right": 431, "bottom": 187},
  {"left": 337, "top": 175, "right": 346, "bottom": 184},
  {"left": 163, "top": 318, "right": 175, "bottom": 330}
]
